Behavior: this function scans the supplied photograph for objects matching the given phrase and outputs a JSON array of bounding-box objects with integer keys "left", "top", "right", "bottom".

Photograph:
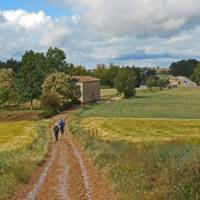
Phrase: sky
[{"left": 0, "top": 0, "right": 200, "bottom": 68}]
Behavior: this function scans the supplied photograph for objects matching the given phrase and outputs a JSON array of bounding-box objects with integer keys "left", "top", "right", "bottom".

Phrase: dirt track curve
[{"left": 11, "top": 111, "right": 116, "bottom": 200}]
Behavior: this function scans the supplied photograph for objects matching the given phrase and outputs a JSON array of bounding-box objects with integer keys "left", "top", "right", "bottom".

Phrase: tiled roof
[{"left": 74, "top": 76, "right": 100, "bottom": 83}]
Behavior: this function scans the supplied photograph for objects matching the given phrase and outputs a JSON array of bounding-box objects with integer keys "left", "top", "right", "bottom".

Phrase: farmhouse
[
  {"left": 168, "top": 77, "right": 180, "bottom": 88},
  {"left": 74, "top": 76, "right": 101, "bottom": 103}
]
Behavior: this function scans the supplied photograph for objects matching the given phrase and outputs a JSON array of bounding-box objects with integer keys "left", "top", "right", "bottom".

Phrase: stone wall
[{"left": 78, "top": 81, "right": 100, "bottom": 103}]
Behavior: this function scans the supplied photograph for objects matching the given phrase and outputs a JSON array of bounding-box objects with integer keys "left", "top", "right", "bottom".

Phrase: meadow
[
  {"left": 69, "top": 87, "right": 200, "bottom": 200},
  {"left": 0, "top": 120, "right": 50, "bottom": 199},
  {"left": 0, "top": 121, "right": 39, "bottom": 150},
  {"left": 81, "top": 118, "right": 200, "bottom": 143},
  {"left": 84, "top": 88, "right": 200, "bottom": 119}
]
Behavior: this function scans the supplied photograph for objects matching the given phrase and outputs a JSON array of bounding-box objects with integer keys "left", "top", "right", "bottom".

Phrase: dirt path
[{"left": 11, "top": 111, "right": 116, "bottom": 200}]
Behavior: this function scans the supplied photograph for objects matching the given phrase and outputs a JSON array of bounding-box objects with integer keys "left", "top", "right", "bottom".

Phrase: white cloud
[
  {"left": 0, "top": 10, "right": 75, "bottom": 59},
  {"left": 49, "top": 0, "right": 200, "bottom": 37},
  {"left": 1, "top": 1, "right": 200, "bottom": 67}
]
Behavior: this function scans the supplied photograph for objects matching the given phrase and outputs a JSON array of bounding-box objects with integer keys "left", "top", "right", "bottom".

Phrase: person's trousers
[
  {"left": 60, "top": 127, "right": 64, "bottom": 134},
  {"left": 55, "top": 132, "right": 59, "bottom": 141}
]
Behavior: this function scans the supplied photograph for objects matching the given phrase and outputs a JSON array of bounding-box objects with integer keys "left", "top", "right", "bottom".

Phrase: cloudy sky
[{"left": 0, "top": 0, "right": 200, "bottom": 68}]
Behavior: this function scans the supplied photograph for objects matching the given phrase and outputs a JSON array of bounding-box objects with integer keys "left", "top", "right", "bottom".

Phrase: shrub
[{"left": 40, "top": 92, "right": 60, "bottom": 111}]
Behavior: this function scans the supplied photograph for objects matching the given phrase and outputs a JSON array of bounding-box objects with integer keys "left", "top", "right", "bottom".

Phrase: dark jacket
[{"left": 53, "top": 125, "right": 59, "bottom": 134}]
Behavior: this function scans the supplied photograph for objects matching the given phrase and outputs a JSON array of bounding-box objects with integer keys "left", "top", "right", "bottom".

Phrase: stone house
[
  {"left": 74, "top": 76, "right": 101, "bottom": 103},
  {"left": 168, "top": 78, "right": 180, "bottom": 88}
]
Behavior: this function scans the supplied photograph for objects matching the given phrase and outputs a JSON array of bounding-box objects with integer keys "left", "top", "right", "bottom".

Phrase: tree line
[
  {"left": 0, "top": 47, "right": 171, "bottom": 109},
  {"left": 1, "top": 47, "right": 200, "bottom": 110},
  {"left": 169, "top": 59, "right": 200, "bottom": 85}
]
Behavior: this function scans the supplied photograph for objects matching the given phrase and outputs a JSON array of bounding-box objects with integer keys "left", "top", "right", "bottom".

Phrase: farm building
[
  {"left": 74, "top": 76, "right": 101, "bottom": 103},
  {"left": 168, "top": 78, "right": 180, "bottom": 88}
]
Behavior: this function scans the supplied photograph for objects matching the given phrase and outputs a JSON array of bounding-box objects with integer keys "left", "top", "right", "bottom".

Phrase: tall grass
[
  {"left": 0, "top": 121, "right": 50, "bottom": 200},
  {"left": 69, "top": 113, "right": 200, "bottom": 200}
]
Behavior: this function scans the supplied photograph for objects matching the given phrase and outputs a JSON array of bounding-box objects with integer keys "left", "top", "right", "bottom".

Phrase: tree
[
  {"left": 169, "top": 59, "right": 199, "bottom": 77},
  {"left": 0, "top": 59, "right": 21, "bottom": 73},
  {"left": 132, "top": 66, "right": 142, "bottom": 87},
  {"left": 114, "top": 67, "right": 136, "bottom": 98},
  {"left": 191, "top": 64, "right": 200, "bottom": 85},
  {"left": 140, "top": 67, "right": 157, "bottom": 85},
  {"left": 92, "top": 64, "right": 109, "bottom": 86},
  {"left": 15, "top": 50, "right": 47, "bottom": 110},
  {"left": 0, "top": 68, "right": 14, "bottom": 107},
  {"left": 64, "top": 63, "right": 88, "bottom": 76},
  {"left": 46, "top": 47, "right": 67, "bottom": 73},
  {"left": 157, "top": 78, "right": 169, "bottom": 90},
  {"left": 92, "top": 63, "right": 120, "bottom": 87},
  {"left": 146, "top": 76, "right": 159, "bottom": 92},
  {"left": 42, "top": 72, "right": 80, "bottom": 106},
  {"left": 6, "top": 58, "right": 21, "bottom": 73}
]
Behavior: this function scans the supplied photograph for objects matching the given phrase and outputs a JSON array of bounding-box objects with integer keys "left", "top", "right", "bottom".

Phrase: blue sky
[
  {"left": 0, "top": 0, "right": 72, "bottom": 17},
  {"left": 0, "top": 0, "right": 200, "bottom": 68}
]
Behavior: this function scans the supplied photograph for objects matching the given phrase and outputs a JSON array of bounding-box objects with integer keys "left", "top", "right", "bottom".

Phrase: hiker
[
  {"left": 53, "top": 124, "right": 60, "bottom": 141},
  {"left": 59, "top": 118, "right": 65, "bottom": 134}
]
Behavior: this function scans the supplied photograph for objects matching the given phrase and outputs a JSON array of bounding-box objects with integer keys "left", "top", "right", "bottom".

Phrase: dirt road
[{"left": 11, "top": 111, "right": 116, "bottom": 200}]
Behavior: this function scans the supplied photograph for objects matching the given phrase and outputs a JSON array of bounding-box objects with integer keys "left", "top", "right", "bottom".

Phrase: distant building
[
  {"left": 74, "top": 76, "right": 101, "bottom": 103},
  {"left": 168, "top": 78, "right": 180, "bottom": 88}
]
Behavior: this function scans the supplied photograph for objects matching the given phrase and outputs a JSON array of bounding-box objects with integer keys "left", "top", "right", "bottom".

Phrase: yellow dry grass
[
  {"left": 0, "top": 121, "right": 38, "bottom": 151},
  {"left": 81, "top": 117, "right": 200, "bottom": 143}
]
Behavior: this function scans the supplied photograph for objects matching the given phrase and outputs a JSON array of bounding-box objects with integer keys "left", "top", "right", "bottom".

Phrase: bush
[
  {"left": 124, "top": 88, "right": 136, "bottom": 98},
  {"left": 40, "top": 92, "right": 60, "bottom": 111}
]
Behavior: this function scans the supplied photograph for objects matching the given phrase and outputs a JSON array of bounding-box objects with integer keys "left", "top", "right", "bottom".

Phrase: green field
[
  {"left": 0, "top": 120, "right": 50, "bottom": 199},
  {"left": 83, "top": 88, "right": 200, "bottom": 119},
  {"left": 101, "top": 88, "right": 118, "bottom": 100},
  {"left": 69, "top": 88, "right": 200, "bottom": 200}
]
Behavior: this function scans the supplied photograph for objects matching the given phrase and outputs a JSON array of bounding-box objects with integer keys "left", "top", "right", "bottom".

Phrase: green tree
[
  {"left": 169, "top": 59, "right": 199, "bottom": 77},
  {"left": 146, "top": 76, "right": 159, "bottom": 92},
  {"left": 92, "top": 63, "right": 120, "bottom": 87},
  {"left": 0, "top": 68, "right": 14, "bottom": 107},
  {"left": 46, "top": 47, "right": 67, "bottom": 73},
  {"left": 157, "top": 78, "right": 169, "bottom": 90},
  {"left": 15, "top": 50, "right": 47, "bottom": 110},
  {"left": 64, "top": 63, "right": 88, "bottom": 76},
  {"left": 114, "top": 67, "right": 136, "bottom": 98},
  {"left": 42, "top": 72, "right": 80, "bottom": 106},
  {"left": 191, "top": 64, "right": 200, "bottom": 85}
]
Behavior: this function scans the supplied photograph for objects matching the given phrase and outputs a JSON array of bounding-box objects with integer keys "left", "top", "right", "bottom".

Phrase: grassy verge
[
  {"left": 68, "top": 112, "right": 200, "bottom": 200},
  {"left": 0, "top": 121, "right": 50, "bottom": 200}
]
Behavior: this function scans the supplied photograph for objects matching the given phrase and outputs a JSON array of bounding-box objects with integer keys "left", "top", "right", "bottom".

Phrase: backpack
[{"left": 53, "top": 125, "right": 59, "bottom": 133}]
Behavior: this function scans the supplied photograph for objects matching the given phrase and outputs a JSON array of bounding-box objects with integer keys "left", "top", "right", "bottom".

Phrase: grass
[
  {"left": 101, "top": 88, "right": 118, "bottom": 100},
  {"left": 0, "top": 121, "right": 39, "bottom": 150},
  {"left": 69, "top": 112, "right": 200, "bottom": 200},
  {"left": 81, "top": 118, "right": 200, "bottom": 143},
  {"left": 68, "top": 88, "right": 200, "bottom": 200},
  {"left": 0, "top": 120, "right": 50, "bottom": 199},
  {"left": 82, "top": 88, "right": 200, "bottom": 119},
  {"left": 100, "top": 87, "right": 161, "bottom": 100}
]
